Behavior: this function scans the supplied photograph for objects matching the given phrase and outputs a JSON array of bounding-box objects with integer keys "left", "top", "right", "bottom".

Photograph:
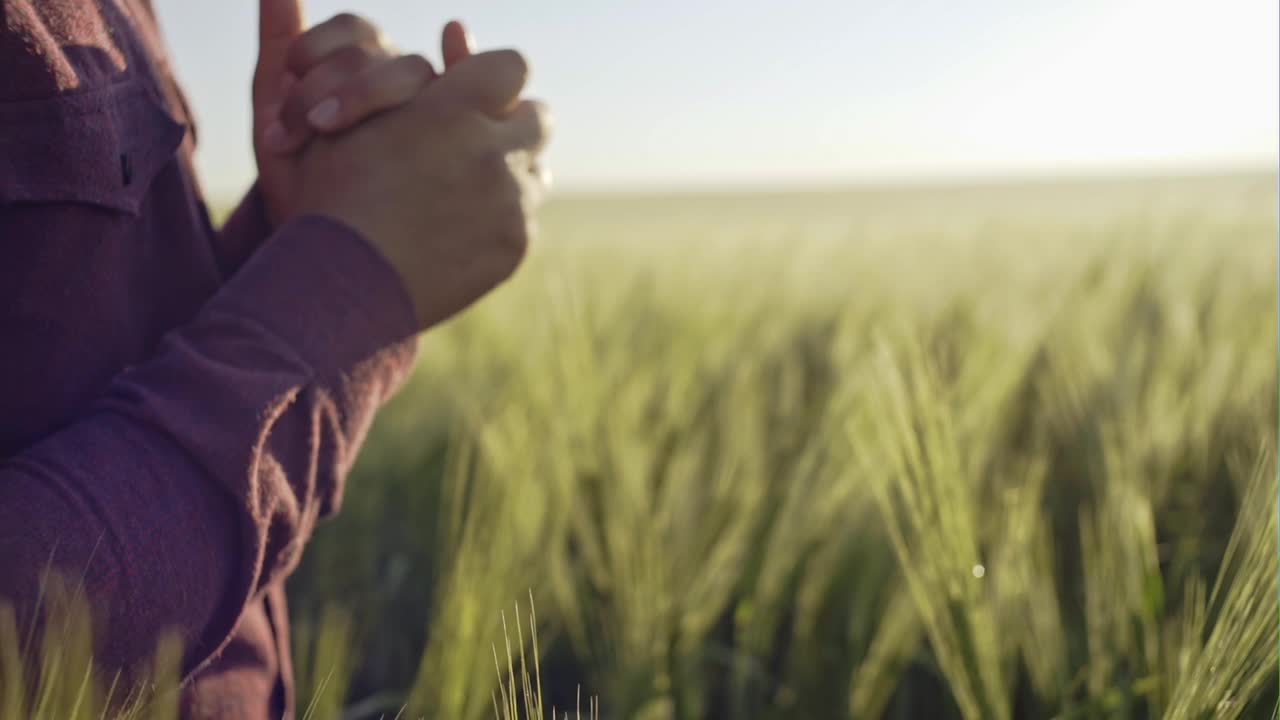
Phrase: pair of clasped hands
[{"left": 254, "top": 1, "right": 551, "bottom": 330}]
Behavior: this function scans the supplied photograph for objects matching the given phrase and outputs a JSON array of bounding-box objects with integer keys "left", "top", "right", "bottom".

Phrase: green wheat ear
[
  {"left": 0, "top": 570, "right": 184, "bottom": 720},
  {"left": 491, "top": 593, "right": 598, "bottom": 720},
  {"left": 1163, "top": 442, "right": 1278, "bottom": 720}
]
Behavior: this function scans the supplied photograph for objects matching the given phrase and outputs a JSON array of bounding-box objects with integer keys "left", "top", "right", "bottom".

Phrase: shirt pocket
[{"left": 0, "top": 78, "right": 186, "bottom": 216}]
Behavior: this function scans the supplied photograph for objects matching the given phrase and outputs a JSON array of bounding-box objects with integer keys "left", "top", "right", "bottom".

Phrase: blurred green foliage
[{"left": 288, "top": 173, "right": 1279, "bottom": 720}]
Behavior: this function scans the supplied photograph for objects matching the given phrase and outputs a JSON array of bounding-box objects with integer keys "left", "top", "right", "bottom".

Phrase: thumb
[
  {"left": 442, "top": 20, "right": 474, "bottom": 69},
  {"left": 254, "top": 0, "right": 305, "bottom": 106}
]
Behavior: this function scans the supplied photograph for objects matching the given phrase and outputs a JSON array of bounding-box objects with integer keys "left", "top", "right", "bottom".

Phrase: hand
[
  {"left": 253, "top": 3, "right": 476, "bottom": 223},
  {"left": 262, "top": 16, "right": 488, "bottom": 152},
  {"left": 287, "top": 50, "right": 552, "bottom": 330}
]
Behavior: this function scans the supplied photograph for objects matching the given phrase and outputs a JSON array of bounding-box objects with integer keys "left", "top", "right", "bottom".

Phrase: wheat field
[
  {"left": 3, "top": 172, "right": 1277, "bottom": 719},
  {"left": 284, "top": 172, "right": 1279, "bottom": 719}
]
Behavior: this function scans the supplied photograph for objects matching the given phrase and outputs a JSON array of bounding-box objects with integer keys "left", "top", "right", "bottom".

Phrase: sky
[{"left": 152, "top": 0, "right": 1279, "bottom": 200}]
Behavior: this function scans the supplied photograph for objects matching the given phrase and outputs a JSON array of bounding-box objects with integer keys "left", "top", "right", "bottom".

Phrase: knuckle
[
  {"left": 396, "top": 53, "right": 435, "bottom": 80},
  {"left": 330, "top": 12, "right": 367, "bottom": 33},
  {"left": 444, "top": 106, "right": 490, "bottom": 137},
  {"left": 498, "top": 49, "right": 531, "bottom": 87},
  {"left": 344, "top": 61, "right": 417, "bottom": 111},
  {"left": 283, "top": 54, "right": 368, "bottom": 123},
  {"left": 496, "top": 49, "right": 530, "bottom": 80},
  {"left": 289, "top": 14, "right": 376, "bottom": 71},
  {"left": 332, "top": 43, "right": 376, "bottom": 72}
]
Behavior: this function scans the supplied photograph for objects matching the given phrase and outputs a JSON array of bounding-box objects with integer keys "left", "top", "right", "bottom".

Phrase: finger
[
  {"left": 442, "top": 20, "right": 474, "bottom": 69},
  {"left": 311, "top": 54, "right": 437, "bottom": 133},
  {"left": 434, "top": 48, "right": 529, "bottom": 115},
  {"left": 266, "top": 44, "right": 382, "bottom": 152},
  {"left": 494, "top": 99, "right": 553, "bottom": 154},
  {"left": 255, "top": 0, "right": 306, "bottom": 106},
  {"left": 286, "top": 12, "right": 386, "bottom": 77}
]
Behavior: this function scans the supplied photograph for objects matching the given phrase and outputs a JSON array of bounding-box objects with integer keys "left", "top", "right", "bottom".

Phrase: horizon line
[
  {"left": 204, "top": 160, "right": 1277, "bottom": 206},
  {"left": 546, "top": 161, "right": 1278, "bottom": 196}
]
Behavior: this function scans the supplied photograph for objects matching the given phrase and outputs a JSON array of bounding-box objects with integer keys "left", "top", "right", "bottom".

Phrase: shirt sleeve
[
  {"left": 0, "top": 214, "right": 419, "bottom": 686},
  {"left": 211, "top": 182, "right": 274, "bottom": 278}
]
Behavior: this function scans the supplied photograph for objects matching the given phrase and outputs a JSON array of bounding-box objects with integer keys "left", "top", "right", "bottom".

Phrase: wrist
[{"left": 209, "top": 214, "right": 420, "bottom": 376}]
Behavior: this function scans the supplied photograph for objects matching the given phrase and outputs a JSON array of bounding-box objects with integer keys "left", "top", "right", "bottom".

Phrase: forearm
[{"left": 0, "top": 215, "right": 417, "bottom": 684}]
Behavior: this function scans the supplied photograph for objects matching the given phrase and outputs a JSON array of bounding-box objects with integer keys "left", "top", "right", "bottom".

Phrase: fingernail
[
  {"left": 263, "top": 121, "right": 289, "bottom": 151},
  {"left": 308, "top": 98, "right": 341, "bottom": 130}
]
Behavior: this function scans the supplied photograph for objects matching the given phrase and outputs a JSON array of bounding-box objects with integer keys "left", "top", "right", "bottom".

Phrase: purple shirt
[{"left": 0, "top": 2, "right": 419, "bottom": 717}]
